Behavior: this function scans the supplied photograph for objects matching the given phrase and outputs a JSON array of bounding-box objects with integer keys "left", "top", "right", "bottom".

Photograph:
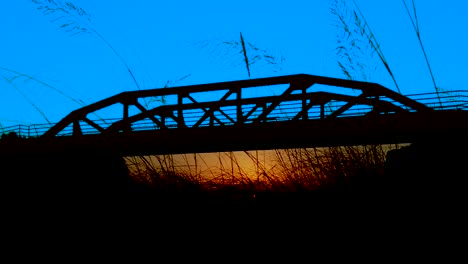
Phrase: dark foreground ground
[
  {"left": 1, "top": 137, "right": 467, "bottom": 244},
  {"left": 1, "top": 138, "right": 466, "bottom": 261}
]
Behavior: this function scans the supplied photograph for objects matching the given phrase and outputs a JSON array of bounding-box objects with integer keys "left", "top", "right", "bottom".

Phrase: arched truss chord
[{"left": 40, "top": 74, "right": 432, "bottom": 138}]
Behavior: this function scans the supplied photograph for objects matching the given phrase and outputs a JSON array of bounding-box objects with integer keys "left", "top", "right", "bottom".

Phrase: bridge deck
[{"left": 2, "top": 110, "right": 467, "bottom": 156}]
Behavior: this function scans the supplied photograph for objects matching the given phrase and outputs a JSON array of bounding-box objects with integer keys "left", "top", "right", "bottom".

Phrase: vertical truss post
[
  {"left": 178, "top": 93, "right": 186, "bottom": 128},
  {"left": 237, "top": 88, "right": 242, "bottom": 125},
  {"left": 123, "top": 103, "right": 130, "bottom": 133},
  {"left": 73, "top": 120, "right": 82, "bottom": 136},
  {"left": 320, "top": 104, "right": 325, "bottom": 119},
  {"left": 302, "top": 86, "right": 308, "bottom": 120},
  {"left": 261, "top": 103, "right": 266, "bottom": 123},
  {"left": 373, "top": 95, "right": 380, "bottom": 114},
  {"left": 209, "top": 111, "right": 214, "bottom": 127},
  {"left": 161, "top": 115, "right": 166, "bottom": 128}
]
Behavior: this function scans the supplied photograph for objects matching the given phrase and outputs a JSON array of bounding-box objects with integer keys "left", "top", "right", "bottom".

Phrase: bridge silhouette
[
  {"left": 1, "top": 73, "right": 468, "bottom": 156},
  {"left": 2, "top": 74, "right": 467, "bottom": 229}
]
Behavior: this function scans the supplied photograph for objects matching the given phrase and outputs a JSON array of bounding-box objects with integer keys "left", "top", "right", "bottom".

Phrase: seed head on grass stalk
[
  {"left": 31, "top": 0, "right": 174, "bottom": 108},
  {"left": 192, "top": 31, "right": 286, "bottom": 79},
  {"left": 31, "top": 1, "right": 140, "bottom": 88},
  {"left": 330, "top": 0, "right": 402, "bottom": 94}
]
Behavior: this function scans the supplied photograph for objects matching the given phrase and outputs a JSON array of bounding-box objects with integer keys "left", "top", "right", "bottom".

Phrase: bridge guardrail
[{"left": 1, "top": 90, "right": 467, "bottom": 139}]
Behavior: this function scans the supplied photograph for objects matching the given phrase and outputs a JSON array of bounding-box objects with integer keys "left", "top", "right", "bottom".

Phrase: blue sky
[{"left": 1, "top": 0, "right": 467, "bottom": 127}]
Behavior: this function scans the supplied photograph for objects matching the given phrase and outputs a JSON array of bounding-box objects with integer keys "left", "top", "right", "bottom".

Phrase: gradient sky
[{"left": 1, "top": 0, "right": 467, "bottom": 127}]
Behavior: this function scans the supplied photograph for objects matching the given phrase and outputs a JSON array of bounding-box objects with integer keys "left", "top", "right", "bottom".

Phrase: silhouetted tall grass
[
  {"left": 32, "top": 0, "right": 142, "bottom": 91},
  {"left": 331, "top": 0, "right": 443, "bottom": 105},
  {"left": 331, "top": 0, "right": 401, "bottom": 93},
  {"left": 124, "top": 144, "right": 403, "bottom": 200}
]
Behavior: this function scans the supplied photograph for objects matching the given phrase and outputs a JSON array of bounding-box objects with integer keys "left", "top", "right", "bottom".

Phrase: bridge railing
[
  {"left": 0, "top": 118, "right": 122, "bottom": 138},
  {"left": 0, "top": 123, "right": 51, "bottom": 138},
  {"left": 398, "top": 90, "right": 468, "bottom": 111}
]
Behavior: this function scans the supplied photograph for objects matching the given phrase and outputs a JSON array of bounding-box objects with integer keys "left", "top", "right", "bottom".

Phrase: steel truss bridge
[{"left": 1, "top": 74, "right": 468, "bottom": 156}]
